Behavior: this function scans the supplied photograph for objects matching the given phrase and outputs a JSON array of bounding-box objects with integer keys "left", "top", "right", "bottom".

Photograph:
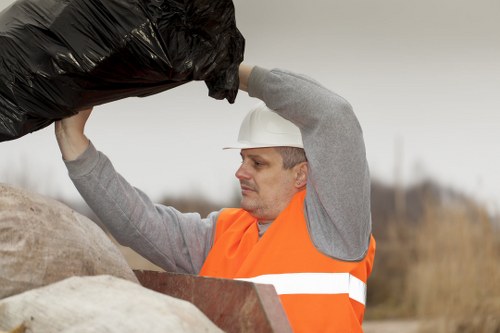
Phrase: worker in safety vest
[{"left": 56, "top": 63, "right": 375, "bottom": 332}]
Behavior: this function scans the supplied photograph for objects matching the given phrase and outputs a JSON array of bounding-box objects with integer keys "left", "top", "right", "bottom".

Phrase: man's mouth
[{"left": 240, "top": 182, "right": 256, "bottom": 194}]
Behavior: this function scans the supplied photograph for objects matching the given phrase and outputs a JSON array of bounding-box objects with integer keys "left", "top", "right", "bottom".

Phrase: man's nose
[{"left": 235, "top": 163, "right": 250, "bottom": 180}]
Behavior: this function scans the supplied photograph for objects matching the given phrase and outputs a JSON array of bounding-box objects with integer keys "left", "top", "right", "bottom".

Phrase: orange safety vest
[{"left": 200, "top": 190, "right": 376, "bottom": 332}]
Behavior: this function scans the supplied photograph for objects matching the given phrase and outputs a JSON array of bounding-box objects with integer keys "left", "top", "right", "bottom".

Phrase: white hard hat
[{"left": 224, "top": 103, "right": 303, "bottom": 149}]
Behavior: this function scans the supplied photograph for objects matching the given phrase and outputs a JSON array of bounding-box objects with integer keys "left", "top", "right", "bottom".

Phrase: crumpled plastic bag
[{"left": 0, "top": 0, "right": 245, "bottom": 142}]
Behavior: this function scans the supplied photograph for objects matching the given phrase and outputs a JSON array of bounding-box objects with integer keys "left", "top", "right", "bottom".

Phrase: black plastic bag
[{"left": 0, "top": 0, "right": 244, "bottom": 142}]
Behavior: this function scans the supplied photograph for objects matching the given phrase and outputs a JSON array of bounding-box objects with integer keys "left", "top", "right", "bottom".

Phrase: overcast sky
[{"left": 1, "top": 0, "right": 499, "bottom": 214}]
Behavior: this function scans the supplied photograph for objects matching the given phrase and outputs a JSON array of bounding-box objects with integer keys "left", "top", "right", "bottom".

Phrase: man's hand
[
  {"left": 239, "top": 63, "right": 254, "bottom": 92},
  {"left": 55, "top": 108, "right": 92, "bottom": 161}
]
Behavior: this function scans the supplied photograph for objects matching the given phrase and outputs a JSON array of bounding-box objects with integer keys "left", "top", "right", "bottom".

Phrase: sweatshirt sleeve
[
  {"left": 247, "top": 67, "right": 371, "bottom": 261},
  {"left": 64, "top": 142, "right": 218, "bottom": 274}
]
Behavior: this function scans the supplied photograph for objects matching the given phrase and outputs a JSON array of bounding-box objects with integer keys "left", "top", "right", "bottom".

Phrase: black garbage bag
[{"left": 0, "top": 0, "right": 244, "bottom": 142}]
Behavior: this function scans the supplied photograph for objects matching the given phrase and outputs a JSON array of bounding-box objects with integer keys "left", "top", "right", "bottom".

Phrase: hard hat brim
[{"left": 223, "top": 142, "right": 304, "bottom": 150}]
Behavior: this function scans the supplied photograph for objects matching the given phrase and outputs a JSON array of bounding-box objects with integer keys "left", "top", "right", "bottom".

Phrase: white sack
[
  {"left": 0, "top": 183, "right": 138, "bottom": 300},
  {"left": 0, "top": 275, "right": 223, "bottom": 332}
]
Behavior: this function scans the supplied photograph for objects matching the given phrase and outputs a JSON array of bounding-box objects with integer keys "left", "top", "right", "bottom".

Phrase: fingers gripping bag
[{"left": 0, "top": 0, "right": 245, "bottom": 142}]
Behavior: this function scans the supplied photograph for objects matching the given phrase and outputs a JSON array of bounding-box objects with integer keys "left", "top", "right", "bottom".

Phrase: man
[{"left": 56, "top": 63, "right": 375, "bottom": 332}]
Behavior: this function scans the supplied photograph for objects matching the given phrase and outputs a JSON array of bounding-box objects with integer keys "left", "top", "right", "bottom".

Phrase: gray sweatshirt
[{"left": 65, "top": 67, "right": 372, "bottom": 274}]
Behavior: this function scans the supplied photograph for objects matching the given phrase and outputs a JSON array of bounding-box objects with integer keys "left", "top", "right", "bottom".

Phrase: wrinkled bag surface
[
  {"left": 0, "top": 183, "right": 139, "bottom": 300},
  {"left": 0, "top": 275, "right": 223, "bottom": 332},
  {"left": 0, "top": 0, "right": 244, "bottom": 142}
]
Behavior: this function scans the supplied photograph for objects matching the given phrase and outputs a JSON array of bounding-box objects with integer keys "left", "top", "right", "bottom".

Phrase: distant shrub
[
  {"left": 366, "top": 178, "right": 500, "bottom": 333},
  {"left": 408, "top": 204, "right": 500, "bottom": 333},
  {"left": 159, "top": 192, "right": 240, "bottom": 218}
]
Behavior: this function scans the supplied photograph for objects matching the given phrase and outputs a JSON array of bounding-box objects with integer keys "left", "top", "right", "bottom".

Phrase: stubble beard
[{"left": 240, "top": 195, "right": 268, "bottom": 220}]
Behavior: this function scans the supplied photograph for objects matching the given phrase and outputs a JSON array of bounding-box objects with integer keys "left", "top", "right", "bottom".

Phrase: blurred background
[{"left": 1, "top": 0, "right": 499, "bottom": 331}]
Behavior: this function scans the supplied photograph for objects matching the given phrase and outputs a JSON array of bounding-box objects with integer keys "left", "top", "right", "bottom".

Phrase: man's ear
[{"left": 294, "top": 162, "right": 309, "bottom": 188}]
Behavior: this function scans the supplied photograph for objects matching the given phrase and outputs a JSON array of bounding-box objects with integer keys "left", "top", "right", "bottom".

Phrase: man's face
[{"left": 236, "top": 147, "right": 298, "bottom": 223}]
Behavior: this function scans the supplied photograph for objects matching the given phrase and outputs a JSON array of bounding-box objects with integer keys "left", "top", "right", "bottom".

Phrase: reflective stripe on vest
[{"left": 236, "top": 272, "right": 367, "bottom": 305}]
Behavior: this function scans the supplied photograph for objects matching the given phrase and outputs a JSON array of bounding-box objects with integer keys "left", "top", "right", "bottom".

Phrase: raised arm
[
  {"left": 240, "top": 64, "right": 371, "bottom": 261},
  {"left": 54, "top": 111, "right": 217, "bottom": 274}
]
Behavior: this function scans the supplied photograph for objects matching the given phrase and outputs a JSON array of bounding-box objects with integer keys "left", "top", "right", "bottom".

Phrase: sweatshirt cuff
[
  {"left": 64, "top": 141, "right": 100, "bottom": 179},
  {"left": 247, "top": 66, "right": 270, "bottom": 101}
]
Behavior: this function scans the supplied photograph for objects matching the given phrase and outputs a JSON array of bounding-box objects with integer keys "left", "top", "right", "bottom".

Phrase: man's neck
[{"left": 257, "top": 221, "right": 273, "bottom": 238}]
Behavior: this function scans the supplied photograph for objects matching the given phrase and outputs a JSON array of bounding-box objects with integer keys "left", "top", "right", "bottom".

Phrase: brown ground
[{"left": 363, "top": 320, "right": 419, "bottom": 333}]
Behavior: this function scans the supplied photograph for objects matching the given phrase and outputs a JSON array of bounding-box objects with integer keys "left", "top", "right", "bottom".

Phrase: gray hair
[{"left": 275, "top": 146, "right": 307, "bottom": 169}]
